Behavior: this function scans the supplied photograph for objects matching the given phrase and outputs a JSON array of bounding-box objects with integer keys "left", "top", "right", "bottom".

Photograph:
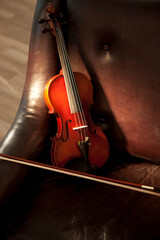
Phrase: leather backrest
[{"left": 66, "top": 0, "right": 160, "bottom": 162}]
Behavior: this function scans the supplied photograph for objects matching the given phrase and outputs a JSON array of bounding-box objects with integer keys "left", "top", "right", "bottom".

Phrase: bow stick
[{"left": 0, "top": 153, "right": 160, "bottom": 197}]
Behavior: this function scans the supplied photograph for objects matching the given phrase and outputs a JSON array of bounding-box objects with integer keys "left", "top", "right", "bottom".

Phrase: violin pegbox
[
  {"left": 38, "top": 3, "right": 65, "bottom": 36},
  {"left": 38, "top": 3, "right": 56, "bottom": 35}
]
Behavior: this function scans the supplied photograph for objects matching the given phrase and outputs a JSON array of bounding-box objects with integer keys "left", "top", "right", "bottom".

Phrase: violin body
[{"left": 44, "top": 71, "right": 109, "bottom": 168}]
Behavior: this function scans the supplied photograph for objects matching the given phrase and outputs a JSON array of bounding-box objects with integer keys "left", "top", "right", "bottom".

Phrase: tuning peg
[
  {"left": 41, "top": 27, "right": 53, "bottom": 34},
  {"left": 38, "top": 18, "right": 49, "bottom": 24}
]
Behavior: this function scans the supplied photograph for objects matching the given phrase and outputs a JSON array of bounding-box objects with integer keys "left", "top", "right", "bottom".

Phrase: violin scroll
[{"left": 46, "top": 3, "right": 56, "bottom": 15}]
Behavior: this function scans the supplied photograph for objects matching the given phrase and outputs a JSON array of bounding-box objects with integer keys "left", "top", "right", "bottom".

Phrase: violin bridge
[{"left": 73, "top": 125, "right": 88, "bottom": 131}]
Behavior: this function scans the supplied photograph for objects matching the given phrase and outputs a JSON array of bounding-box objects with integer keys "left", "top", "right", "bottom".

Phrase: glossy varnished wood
[{"left": 0, "top": 0, "right": 37, "bottom": 141}]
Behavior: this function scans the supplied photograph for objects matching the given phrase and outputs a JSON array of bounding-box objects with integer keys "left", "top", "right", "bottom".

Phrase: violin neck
[{"left": 53, "top": 18, "right": 81, "bottom": 114}]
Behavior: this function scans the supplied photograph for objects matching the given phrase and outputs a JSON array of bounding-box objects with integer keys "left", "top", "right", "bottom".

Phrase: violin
[{"left": 41, "top": 3, "right": 109, "bottom": 169}]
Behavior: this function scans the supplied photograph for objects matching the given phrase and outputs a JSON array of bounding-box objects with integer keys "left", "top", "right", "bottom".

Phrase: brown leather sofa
[{"left": 0, "top": 0, "right": 160, "bottom": 239}]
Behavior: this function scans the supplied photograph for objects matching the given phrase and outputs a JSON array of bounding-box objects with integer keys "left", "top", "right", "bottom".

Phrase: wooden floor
[{"left": 0, "top": 0, "right": 37, "bottom": 142}]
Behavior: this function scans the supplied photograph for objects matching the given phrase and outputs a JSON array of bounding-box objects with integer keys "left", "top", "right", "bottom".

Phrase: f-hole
[{"left": 61, "top": 120, "right": 72, "bottom": 142}]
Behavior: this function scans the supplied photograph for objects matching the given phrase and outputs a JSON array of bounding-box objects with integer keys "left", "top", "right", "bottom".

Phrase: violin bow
[{"left": 0, "top": 153, "right": 160, "bottom": 197}]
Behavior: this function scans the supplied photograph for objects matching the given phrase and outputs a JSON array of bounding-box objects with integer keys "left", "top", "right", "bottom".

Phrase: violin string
[
  {"left": 54, "top": 26, "right": 76, "bottom": 113},
  {"left": 56, "top": 28, "right": 84, "bottom": 123},
  {"left": 54, "top": 24, "right": 83, "bottom": 141},
  {"left": 54, "top": 26, "right": 77, "bottom": 112},
  {"left": 56, "top": 30, "right": 75, "bottom": 115},
  {"left": 55, "top": 22, "right": 88, "bottom": 141},
  {"left": 56, "top": 23, "right": 88, "bottom": 140}
]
